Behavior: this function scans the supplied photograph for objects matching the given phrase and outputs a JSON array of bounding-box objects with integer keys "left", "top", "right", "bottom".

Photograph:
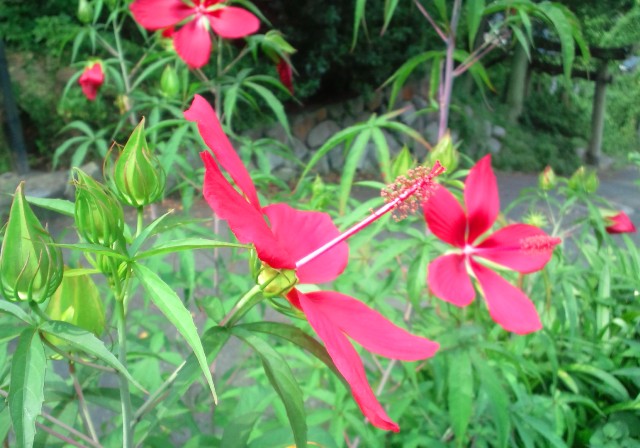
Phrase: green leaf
[
  {"left": 52, "top": 243, "right": 129, "bottom": 260},
  {"left": 352, "top": 0, "right": 368, "bottom": 49},
  {"left": 474, "top": 355, "right": 510, "bottom": 448},
  {"left": 537, "top": 3, "right": 575, "bottom": 80},
  {"left": 340, "top": 128, "right": 372, "bottom": 213},
  {"left": 238, "top": 322, "right": 343, "bottom": 383},
  {"left": 129, "top": 210, "right": 175, "bottom": 255},
  {"left": 0, "top": 301, "right": 34, "bottom": 325},
  {"left": 382, "top": 0, "right": 400, "bottom": 35},
  {"left": 39, "top": 321, "right": 144, "bottom": 391},
  {"left": 448, "top": 350, "right": 473, "bottom": 446},
  {"left": 566, "top": 364, "right": 629, "bottom": 402},
  {"left": 511, "top": 26, "right": 531, "bottom": 60},
  {"left": 370, "top": 127, "right": 392, "bottom": 181},
  {"left": 24, "top": 196, "right": 74, "bottom": 217},
  {"left": 245, "top": 81, "right": 290, "bottom": 136},
  {"left": 135, "top": 238, "right": 248, "bottom": 260},
  {"left": 132, "top": 263, "right": 217, "bottom": 403},
  {"left": 383, "top": 51, "right": 440, "bottom": 108},
  {"left": 466, "top": 0, "right": 485, "bottom": 48},
  {"left": 232, "top": 327, "right": 307, "bottom": 448},
  {"left": 221, "top": 411, "right": 261, "bottom": 448},
  {"left": 8, "top": 328, "right": 46, "bottom": 448}
]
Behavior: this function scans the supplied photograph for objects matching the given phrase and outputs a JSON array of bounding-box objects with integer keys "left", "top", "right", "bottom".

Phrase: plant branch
[
  {"left": 132, "top": 360, "right": 187, "bottom": 425},
  {"left": 413, "top": 0, "right": 447, "bottom": 42},
  {"left": 453, "top": 41, "right": 498, "bottom": 77},
  {"left": 115, "top": 297, "right": 133, "bottom": 448},
  {"left": 70, "top": 362, "right": 100, "bottom": 444},
  {"left": 438, "top": 0, "right": 463, "bottom": 140}
]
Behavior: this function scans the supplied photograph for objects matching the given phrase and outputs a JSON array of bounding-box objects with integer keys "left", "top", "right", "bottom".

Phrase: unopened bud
[
  {"left": 105, "top": 118, "right": 166, "bottom": 207},
  {"left": 160, "top": 65, "right": 180, "bottom": 98},
  {"left": 77, "top": 0, "right": 93, "bottom": 24},
  {"left": 391, "top": 146, "right": 415, "bottom": 180},
  {"left": 523, "top": 211, "right": 548, "bottom": 228},
  {"left": 568, "top": 166, "right": 599, "bottom": 193},
  {"left": 257, "top": 264, "right": 298, "bottom": 297},
  {"left": 74, "top": 169, "right": 125, "bottom": 246},
  {"left": 0, "top": 183, "right": 63, "bottom": 303},
  {"left": 44, "top": 268, "right": 105, "bottom": 352},
  {"left": 538, "top": 166, "right": 557, "bottom": 191},
  {"left": 428, "top": 132, "right": 458, "bottom": 172}
]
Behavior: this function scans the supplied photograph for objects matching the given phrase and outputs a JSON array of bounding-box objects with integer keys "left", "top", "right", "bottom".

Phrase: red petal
[
  {"left": 129, "top": 0, "right": 192, "bottom": 30},
  {"left": 173, "top": 17, "right": 212, "bottom": 69},
  {"left": 299, "top": 290, "right": 439, "bottom": 360},
  {"left": 475, "top": 224, "right": 556, "bottom": 273},
  {"left": 423, "top": 185, "right": 467, "bottom": 248},
  {"left": 263, "top": 204, "right": 348, "bottom": 284},
  {"left": 185, "top": 95, "right": 261, "bottom": 208},
  {"left": 427, "top": 254, "right": 475, "bottom": 306},
  {"left": 207, "top": 6, "right": 260, "bottom": 39},
  {"left": 200, "top": 152, "right": 293, "bottom": 269},
  {"left": 470, "top": 260, "right": 542, "bottom": 334},
  {"left": 78, "top": 64, "right": 104, "bottom": 101},
  {"left": 292, "top": 289, "right": 400, "bottom": 432},
  {"left": 465, "top": 155, "right": 499, "bottom": 243},
  {"left": 606, "top": 211, "right": 637, "bottom": 234},
  {"left": 276, "top": 58, "right": 294, "bottom": 94}
]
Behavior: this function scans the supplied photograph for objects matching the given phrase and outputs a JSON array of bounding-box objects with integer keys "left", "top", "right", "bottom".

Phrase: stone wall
[{"left": 242, "top": 79, "right": 509, "bottom": 179}]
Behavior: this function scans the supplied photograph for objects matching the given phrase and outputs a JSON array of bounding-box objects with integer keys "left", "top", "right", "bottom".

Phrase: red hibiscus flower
[
  {"left": 423, "top": 155, "right": 560, "bottom": 335},
  {"left": 185, "top": 94, "right": 439, "bottom": 432},
  {"left": 78, "top": 63, "right": 104, "bottom": 101},
  {"left": 276, "top": 58, "right": 294, "bottom": 95},
  {"left": 605, "top": 211, "right": 636, "bottom": 234},
  {"left": 130, "top": 0, "right": 260, "bottom": 69}
]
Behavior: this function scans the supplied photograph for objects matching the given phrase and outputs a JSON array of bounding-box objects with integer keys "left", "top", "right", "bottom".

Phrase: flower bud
[
  {"left": 44, "top": 268, "right": 105, "bottom": 352},
  {"left": 428, "top": 132, "right": 458, "bottom": 173},
  {"left": 77, "top": 0, "right": 93, "bottom": 24},
  {"left": 257, "top": 263, "right": 298, "bottom": 297},
  {"left": 74, "top": 169, "right": 125, "bottom": 246},
  {"left": 568, "top": 166, "right": 599, "bottom": 193},
  {"left": 0, "top": 183, "right": 63, "bottom": 303},
  {"left": 523, "top": 211, "right": 548, "bottom": 228},
  {"left": 538, "top": 166, "right": 557, "bottom": 191},
  {"left": 391, "top": 146, "right": 415, "bottom": 181},
  {"left": 105, "top": 118, "right": 166, "bottom": 207},
  {"left": 160, "top": 65, "right": 180, "bottom": 98}
]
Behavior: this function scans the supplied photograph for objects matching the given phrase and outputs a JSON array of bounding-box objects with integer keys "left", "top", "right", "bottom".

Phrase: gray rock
[
  {"left": 307, "top": 120, "right": 340, "bottom": 148},
  {"left": 493, "top": 125, "right": 507, "bottom": 139},
  {"left": 347, "top": 97, "right": 364, "bottom": 116},
  {"left": 425, "top": 121, "right": 439, "bottom": 145},
  {"left": 487, "top": 137, "right": 502, "bottom": 154},
  {"left": 265, "top": 123, "right": 287, "bottom": 142},
  {"left": 399, "top": 102, "right": 418, "bottom": 126}
]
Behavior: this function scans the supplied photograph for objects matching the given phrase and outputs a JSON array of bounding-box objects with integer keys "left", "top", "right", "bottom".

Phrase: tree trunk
[
  {"left": 586, "top": 64, "right": 608, "bottom": 166},
  {"left": 506, "top": 41, "right": 530, "bottom": 123}
]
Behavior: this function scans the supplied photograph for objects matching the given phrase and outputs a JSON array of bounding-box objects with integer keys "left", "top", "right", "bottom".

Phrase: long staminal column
[{"left": 296, "top": 162, "right": 445, "bottom": 268}]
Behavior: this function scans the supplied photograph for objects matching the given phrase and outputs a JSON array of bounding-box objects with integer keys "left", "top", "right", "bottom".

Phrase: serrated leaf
[
  {"left": 448, "top": 351, "right": 473, "bottom": 445},
  {"left": 24, "top": 196, "right": 74, "bottom": 217},
  {"left": 129, "top": 210, "right": 175, "bottom": 255},
  {"left": 232, "top": 327, "right": 307, "bottom": 448},
  {"left": 39, "top": 320, "right": 144, "bottom": 391},
  {"left": 9, "top": 328, "right": 46, "bottom": 448},
  {"left": 132, "top": 263, "right": 217, "bottom": 402}
]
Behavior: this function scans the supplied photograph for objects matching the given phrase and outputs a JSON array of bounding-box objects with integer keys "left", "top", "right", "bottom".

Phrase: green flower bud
[
  {"left": 428, "top": 132, "right": 459, "bottom": 173},
  {"left": 538, "top": 165, "right": 557, "bottom": 191},
  {"left": 44, "top": 268, "right": 105, "bottom": 352},
  {"left": 0, "top": 183, "right": 63, "bottom": 303},
  {"left": 77, "top": 0, "right": 93, "bottom": 24},
  {"left": 257, "top": 263, "right": 298, "bottom": 297},
  {"left": 105, "top": 118, "right": 166, "bottom": 207},
  {"left": 160, "top": 65, "right": 180, "bottom": 98},
  {"left": 74, "top": 169, "right": 125, "bottom": 246},
  {"left": 391, "top": 146, "right": 415, "bottom": 181},
  {"left": 523, "top": 211, "right": 548, "bottom": 228},
  {"left": 568, "top": 166, "right": 599, "bottom": 193}
]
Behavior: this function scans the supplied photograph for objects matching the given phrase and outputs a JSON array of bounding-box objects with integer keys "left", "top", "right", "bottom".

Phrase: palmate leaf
[
  {"left": 232, "top": 327, "right": 307, "bottom": 448},
  {"left": 132, "top": 263, "right": 217, "bottom": 403},
  {"left": 8, "top": 327, "right": 46, "bottom": 448}
]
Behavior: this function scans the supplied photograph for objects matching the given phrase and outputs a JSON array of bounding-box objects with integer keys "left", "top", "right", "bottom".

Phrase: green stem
[
  {"left": 115, "top": 298, "right": 133, "bottom": 448},
  {"left": 29, "top": 301, "right": 50, "bottom": 322},
  {"left": 136, "top": 206, "right": 144, "bottom": 238},
  {"left": 113, "top": 16, "right": 136, "bottom": 126},
  {"left": 220, "top": 285, "right": 262, "bottom": 327},
  {"left": 70, "top": 362, "right": 100, "bottom": 444}
]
